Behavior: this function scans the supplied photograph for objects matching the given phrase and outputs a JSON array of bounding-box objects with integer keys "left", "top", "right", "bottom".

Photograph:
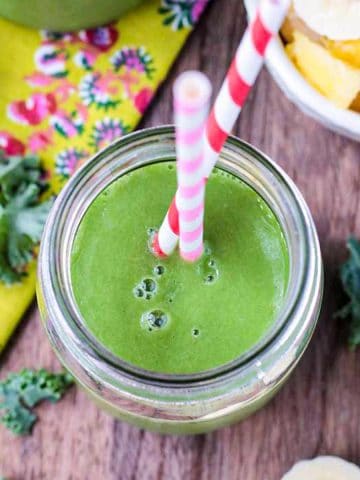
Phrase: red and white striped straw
[
  {"left": 152, "top": 0, "right": 290, "bottom": 258},
  {"left": 174, "top": 71, "right": 212, "bottom": 262},
  {"left": 203, "top": 0, "right": 290, "bottom": 177}
]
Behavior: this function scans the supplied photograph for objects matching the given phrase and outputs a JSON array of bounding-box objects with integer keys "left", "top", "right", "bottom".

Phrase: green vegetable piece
[
  {"left": 0, "top": 152, "right": 53, "bottom": 285},
  {"left": 0, "top": 369, "right": 74, "bottom": 436},
  {"left": 21, "top": 369, "right": 74, "bottom": 407},
  {"left": 0, "top": 154, "right": 45, "bottom": 201},
  {"left": 0, "top": 206, "right": 21, "bottom": 283},
  {"left": 1, "top": 404, "right": 36, "bottom": 436},
  {"left": 0, "top": 379, "right": 37, "bottom": 435},
  {"left": 337, "top": 237, "right": 360, "bottom": 348}
]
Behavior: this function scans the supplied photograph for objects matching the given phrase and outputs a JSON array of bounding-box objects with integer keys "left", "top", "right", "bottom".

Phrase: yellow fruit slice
[
  {"left": 286, "top": 31, "right": 360, "bottom": 109},
  {"left": 281, "top": 16, "right": 294, "bottom": 43},
  {"left": 281, "top": 7, "right": 322, "bottom": 44},
  {"left": 323, "top": 38, "right": 360, "bottom": 69},
  {"left": 351, "top": 91, "right": 360, "bottom": 112}
]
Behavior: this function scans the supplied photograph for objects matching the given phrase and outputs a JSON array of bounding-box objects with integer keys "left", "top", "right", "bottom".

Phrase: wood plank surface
[{"left": 1, "top": 1, "right": 360, "bottom": 478}]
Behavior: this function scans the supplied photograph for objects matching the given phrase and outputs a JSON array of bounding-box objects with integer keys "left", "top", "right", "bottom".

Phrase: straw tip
[
  {"left": 151, "top": 233, "right": 167, "bottom": 258},
  {"left": 173, "top": 70, "right": 212, "bottom": 108}
]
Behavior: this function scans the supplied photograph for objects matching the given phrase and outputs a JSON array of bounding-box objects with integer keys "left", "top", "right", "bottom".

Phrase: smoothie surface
[{"left": 71, "top": 162, "right": 289, "bottom": 374}]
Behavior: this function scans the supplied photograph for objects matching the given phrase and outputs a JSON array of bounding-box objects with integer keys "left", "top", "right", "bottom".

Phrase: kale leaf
[
  {"left": 0, "top": 369, "right": 74, "bottom": 435},
  {"left": 337, "top": 237, "right": 360, "bottom": 348},
  {"left": 0, "top": 152, "right": 52, "bottom": 284}
]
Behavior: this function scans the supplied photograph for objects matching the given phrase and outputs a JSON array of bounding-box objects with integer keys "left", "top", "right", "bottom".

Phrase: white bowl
[{"left": 244, "top": 0, "right": 360, "bottom": 142}]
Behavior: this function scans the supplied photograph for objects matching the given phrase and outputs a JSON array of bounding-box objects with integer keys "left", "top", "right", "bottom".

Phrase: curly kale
[
  {"left": 337, "top": 237, "right": 360, "bottom": 348},
  {"left": 0, "top": 369, "right": 74, "bottom": 435},
  {"left": 0, "top": 153, "right": 52, "bottom": 284}
]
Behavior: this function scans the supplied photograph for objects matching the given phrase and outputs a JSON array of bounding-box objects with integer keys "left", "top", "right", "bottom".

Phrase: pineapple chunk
[
  {"left": 323, "top": 38, "right": 360, "bottom": 69},
  {"left": 350, "top": 91, "right": 360, "bottom": 112},
  {"left": 286, "top": 31, "right": 360, "bottom": 109},
  {"left": 281, "top": 7, "right": 321, "bottom": 44},
  {"left": 281, "top": 16, "right": 295, "bottom": 43}
]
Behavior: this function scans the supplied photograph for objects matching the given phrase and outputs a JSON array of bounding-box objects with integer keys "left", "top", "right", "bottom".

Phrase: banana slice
[
  {"left": 293, "top": 0, "right": 360, "bottom": 41},
  {"left": 282, "top": 456, "right": 360, "bottom": 479}
]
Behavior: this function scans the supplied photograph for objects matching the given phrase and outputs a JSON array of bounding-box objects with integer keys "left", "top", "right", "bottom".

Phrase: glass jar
[
  {"left": 0, "top": 0, "right": 144, "bottom": 31},
  {"left": 37, "top": 126, "right": 323, "bottom": 434}
]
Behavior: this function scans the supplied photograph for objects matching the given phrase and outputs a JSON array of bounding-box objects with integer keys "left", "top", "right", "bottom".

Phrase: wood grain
[{"left": 1, "top": 1, "right": 360, "bottom": 478}]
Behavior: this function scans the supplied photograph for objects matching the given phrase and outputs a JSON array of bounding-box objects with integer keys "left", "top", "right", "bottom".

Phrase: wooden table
[{"left": 1, "top": 1, "right": 360, "bottom": 478}]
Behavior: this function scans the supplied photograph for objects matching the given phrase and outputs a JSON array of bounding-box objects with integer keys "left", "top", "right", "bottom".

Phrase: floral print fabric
[{"left": 0, "top": 0, "right": 209, "bottom": 350}]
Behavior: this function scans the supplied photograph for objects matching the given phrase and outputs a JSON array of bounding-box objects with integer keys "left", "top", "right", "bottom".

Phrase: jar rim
[{"left": 38, "top": 126, "right": 322, "bottom": 403}]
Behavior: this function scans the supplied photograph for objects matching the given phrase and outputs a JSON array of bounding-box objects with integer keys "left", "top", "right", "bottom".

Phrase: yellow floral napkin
[{"left": 0, "top": 0, "right": 209, "bottom": 351}]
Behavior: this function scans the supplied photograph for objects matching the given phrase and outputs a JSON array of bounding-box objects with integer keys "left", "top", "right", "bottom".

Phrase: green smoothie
[{"left": 71, "top": 162, "right": 289, "bottom": 374}]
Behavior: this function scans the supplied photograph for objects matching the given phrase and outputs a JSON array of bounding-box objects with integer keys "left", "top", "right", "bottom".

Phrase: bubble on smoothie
[
  {"left": 153, "top": 265, "right": 165, "bottom": 276},
  {"left": 141, "top": 310, "right": 169, "bottom": 332},
  {"left": 133, "top": 278, "right": 157, "bottom": 300},
  {"left": 146, "top": 226, "right": 159, "bottom": 253},
  {"left": 166, "top": 292, "right": 175, "bottom": 304},
  {"left": 192, "top": 328, "right": 200, "bottom": 337},
  {"left": 197, "top": 245, "right": 219, "bottom": 285},
  {"left": 204, "top": 244, "right": 212, "bottom": 256},
  {"left": 167, "top": 164, "right": 174, "bottom": 170},
  {"left": 142, "top": 278, "right": 156, "bottom": 292},
  {"left": 205, "top": 274, "right": 216, "bottom": 284},
  {"left": 133, "top": 287, "right": 144, "bottom": 298}
]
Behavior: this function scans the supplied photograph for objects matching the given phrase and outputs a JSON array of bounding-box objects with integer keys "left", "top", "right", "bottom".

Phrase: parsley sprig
[
  {"left": 0, "top": 369, "right": 74, "bottom": 435},
  {"left": 337, "top": 237, "right": 360, "bottom": 348},
  {"left": 0, "top": 153, "right": 52, "bottom": 284}
]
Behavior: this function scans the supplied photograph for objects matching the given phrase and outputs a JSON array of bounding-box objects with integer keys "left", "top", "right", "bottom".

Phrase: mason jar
[
  {"left": 37, "top": 126, "right": 323, "bottom": 434},
  {"left": 0, "top": 0, "right": 144, "bottom": 31}
]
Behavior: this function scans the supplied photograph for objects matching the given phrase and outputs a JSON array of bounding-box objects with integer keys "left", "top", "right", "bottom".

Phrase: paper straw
[
  {"left": 152, "top": 72, "right": 211, "bottom": 259},
  {"left": 175, "top": 71, "right": 212, "bottom": 262},
  {"left": 203, "top": 0, "right": 290, "bottom": 177},
  {"left": 152, "top": 0, "right": 290, "bottom": 257}
]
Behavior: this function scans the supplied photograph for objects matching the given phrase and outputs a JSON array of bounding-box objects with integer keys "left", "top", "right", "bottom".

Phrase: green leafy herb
[
  {"left": 0, "top": 152, "right": 52, "bottom": 284},
  {"left": 0, "top": 369, "right": 74, "bottom": 435},
  {"left": 337, "top": 237, "right": 360, "bottom": 348}
]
